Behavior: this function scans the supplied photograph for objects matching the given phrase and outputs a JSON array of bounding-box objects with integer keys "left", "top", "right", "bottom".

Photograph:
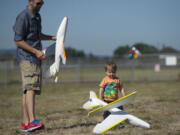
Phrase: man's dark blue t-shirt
[{"left": 13, "top": 7, "right": 42, "bottom": 65}]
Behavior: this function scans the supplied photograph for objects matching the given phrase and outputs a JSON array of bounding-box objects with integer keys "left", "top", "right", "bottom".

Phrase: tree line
[
  {"left": 65, "top": 42, "right": 179, "bottom": 58},
  {"left": 0, "top": 42, "right": 178, "bottom": 61}
]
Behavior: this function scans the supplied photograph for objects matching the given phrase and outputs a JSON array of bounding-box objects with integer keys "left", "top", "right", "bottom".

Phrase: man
[{"left": 13, "top": 0, "right": 56, "bottom": 132}]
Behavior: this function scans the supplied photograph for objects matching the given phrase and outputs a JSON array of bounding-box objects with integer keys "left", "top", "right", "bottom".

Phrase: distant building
[
  {"left": 159, "top": 46, "right": 179, "bottom": 54},
  {"left": 159, "top": 46, "right": 180, "bottom": 66}
]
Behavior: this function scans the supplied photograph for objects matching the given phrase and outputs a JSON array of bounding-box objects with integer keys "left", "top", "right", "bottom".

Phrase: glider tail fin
[
  {"left": 83, "top": 91, "right": 99, "bottom": 110},
  {"left": 90, "top": 90, "right": 98, "bottom": 99},
  {"left": 44, "top": 63, "right": 57, "bottom": 78}
]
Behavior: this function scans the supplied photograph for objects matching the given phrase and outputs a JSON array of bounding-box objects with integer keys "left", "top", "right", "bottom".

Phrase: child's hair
[{"left": 105, "top": 61, "right": 117, "bottom": 73}]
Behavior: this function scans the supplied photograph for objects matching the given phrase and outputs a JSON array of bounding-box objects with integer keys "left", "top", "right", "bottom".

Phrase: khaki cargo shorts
[{"left": 20, "top": 60, "right": 42, "bottom": 95}]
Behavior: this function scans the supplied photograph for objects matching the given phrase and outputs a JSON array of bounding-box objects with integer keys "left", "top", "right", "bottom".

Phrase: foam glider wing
[
  {"left": 93, "top": 111, "right": 127, "bottom": 134},
  {"left": 44, "top": 17, "right": 68, "bottom": 83},
  {"left": 89, "top": 91, "right": 136, "bottom": 115},
  {"left": 93, "top": 110, "right": 150, "bottom": 134}
]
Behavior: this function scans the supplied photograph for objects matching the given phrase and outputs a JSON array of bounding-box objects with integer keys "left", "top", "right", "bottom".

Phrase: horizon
[{"left": 0, "top": 44, "right": 179, "bottom": 58}]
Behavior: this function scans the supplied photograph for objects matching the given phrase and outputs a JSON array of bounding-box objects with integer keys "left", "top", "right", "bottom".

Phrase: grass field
[
  {"left": 1, "top": 67, "right": 180, "bottom": 84},
  {"left": 0, "top": 80, "right": 180, "bottom": 135}
]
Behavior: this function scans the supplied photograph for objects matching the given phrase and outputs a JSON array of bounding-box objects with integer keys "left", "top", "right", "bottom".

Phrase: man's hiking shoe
[
  {"left": 29, "top": 119, "right": 44, "bottom": 131},
  {"left": 20, "top": 123, "right": 32, "bottom": 132}
]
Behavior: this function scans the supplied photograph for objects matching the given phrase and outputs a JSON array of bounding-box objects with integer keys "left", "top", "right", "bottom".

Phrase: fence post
[
  {"left": 4, "top": 61, "right": 8, "bottom": 88},
  {"left": 76, "top": 58, "right": 81, "bottom": 83},
  {"left": 130, "top": 60, "right": 135, "bottom": 82}
]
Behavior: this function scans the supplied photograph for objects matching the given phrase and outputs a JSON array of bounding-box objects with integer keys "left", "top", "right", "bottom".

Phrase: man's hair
[
  {"left": 28, "top": 0, "right": 35, "bottom": 2},
  {"left": 105, "top": 61, "right": 117, "bottom": 73}
]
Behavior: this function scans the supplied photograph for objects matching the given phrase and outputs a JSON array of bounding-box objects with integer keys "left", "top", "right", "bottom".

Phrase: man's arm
[
  {"left": 40, "top": 33, "right": 56, "bottom": 40},
  {"left": 15, "top": 40, "right": 45, "bottom": 60}
]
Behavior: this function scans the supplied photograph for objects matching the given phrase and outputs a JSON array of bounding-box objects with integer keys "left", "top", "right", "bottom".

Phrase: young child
[{"left": 99, "top": 61, "right": 126, "bottom": 126}]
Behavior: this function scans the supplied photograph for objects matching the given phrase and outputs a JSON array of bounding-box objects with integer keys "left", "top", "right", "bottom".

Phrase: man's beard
[{"left": 34, "top": 7, "right": 40, "bottom": 13}]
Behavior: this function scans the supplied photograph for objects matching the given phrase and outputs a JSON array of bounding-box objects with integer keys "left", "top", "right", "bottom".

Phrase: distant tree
[
  {"left": 0, "top": 52, "right": 16, "bottom": 61},
  {"left": 113, "top": 45, "right": 130, "bottom": 57},
  {"left": 76, "top": 50, "right": 85, "bottom": 57},
  {"left": 88, "top": 53, "right": 96, "bottom": 59},
  {"left": 159, "top": 45, "right": 179, "bottom": 53},
  {"left": 65, "top": 47, "right": 85, "bottom": 58},
  {"left": 133, "top": 42, "right": 159, "bottom": 54}
]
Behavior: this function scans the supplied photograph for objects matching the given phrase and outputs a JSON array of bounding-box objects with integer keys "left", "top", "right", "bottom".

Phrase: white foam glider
[
  {"left": 44, "top": 17, "right": 68, "bottom": 83},
  {"left": 83, "top": 91, "right": 150, "bottom": 134}
]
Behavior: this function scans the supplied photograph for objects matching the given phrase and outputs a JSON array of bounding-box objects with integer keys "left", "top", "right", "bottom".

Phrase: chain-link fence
[{"left": 0, "top": 54, "right": 180, "bottom": 87}]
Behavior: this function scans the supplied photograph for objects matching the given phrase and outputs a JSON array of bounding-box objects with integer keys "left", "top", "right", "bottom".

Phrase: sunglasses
[{"left": 36, "top": 1, "right": 44, "bottom": 6}]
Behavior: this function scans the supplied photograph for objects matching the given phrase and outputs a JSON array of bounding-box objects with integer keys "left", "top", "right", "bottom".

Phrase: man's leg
[
  {"left": 26, "top": 90, "right": 44, "bottom": 130},
  {"left": 22, "top": 93, "right": 30, "bottom": 124},
  {"left": 26, "top": 90, "right": 35, "bottom": 122},
  {"left": 20, "top": 61, "right": 43, "bottom": 131}
]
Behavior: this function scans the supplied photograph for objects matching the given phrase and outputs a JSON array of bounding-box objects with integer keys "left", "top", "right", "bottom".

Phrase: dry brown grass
[{"left": 0, "top": 81, "right": 180, "bottom": 135}]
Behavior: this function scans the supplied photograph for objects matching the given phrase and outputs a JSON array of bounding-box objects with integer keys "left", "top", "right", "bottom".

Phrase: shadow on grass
[
  {"left": 46, "top": 122, "right": 97, "bottom": 131},
  {"left": 0, "top": 80, "right": 21, "bottom": 86}
]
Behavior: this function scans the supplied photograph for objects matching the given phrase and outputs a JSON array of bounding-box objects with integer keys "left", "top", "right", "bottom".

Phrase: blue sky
[{"left": 0, "top": 0, "right": 180, "bottom": 56}]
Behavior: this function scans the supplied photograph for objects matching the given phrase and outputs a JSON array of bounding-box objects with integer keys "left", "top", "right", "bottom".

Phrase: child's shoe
[
  {"left": 20, "top": 123, "right": 32, "bottom": 132},
  {"left": 118, "top": 123, "right": 125, "bottom": 128},
  {"left": 28, "top": 119, "right": 44, "bottom": 131}
]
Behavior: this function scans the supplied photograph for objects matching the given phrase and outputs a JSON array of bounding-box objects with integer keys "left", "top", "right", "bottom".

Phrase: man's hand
[
  {"left": 15, "top": 41, "right": 46, "bottom": 60},
  {"left": 40, "top": 33, "right": 57, "bottom": 41},
  {"left": 35, "top": 49, "right": 46, "bottom": 60},
  {"left": 51, "top": 36, "right": 57, "bottom": 41}
]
